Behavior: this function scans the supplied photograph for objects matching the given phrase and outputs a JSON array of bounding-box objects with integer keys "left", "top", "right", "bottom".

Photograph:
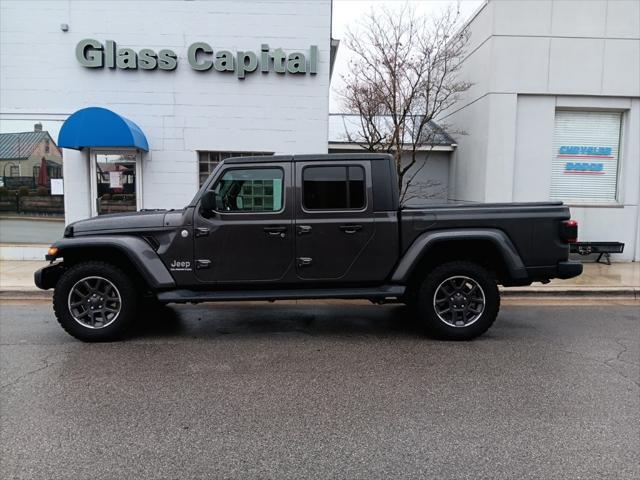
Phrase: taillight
[{"left": 560, "top": 220, "right": 578, "bottom": 243}]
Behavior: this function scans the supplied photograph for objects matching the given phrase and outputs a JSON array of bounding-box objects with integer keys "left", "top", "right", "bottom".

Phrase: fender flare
[
  {"left": 390, "top": 229, "right": 528, "bottom": 284},
  {"left": 51, "top": 236, "right": 175, "bottom": 289}
]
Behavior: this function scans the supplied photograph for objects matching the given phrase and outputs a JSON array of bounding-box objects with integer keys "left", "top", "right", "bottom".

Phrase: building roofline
[
  {"left": 454, "top": 0, "right": 489, "bottom": 38},
  {"left": 328, "top": 142, "right": 455, "bottom": 152},
  {"left": 0, "top": 130, "right": 61, "bottom": 160},
  {"left": 328, "top": 113, "right": 457, "bottom": 146}
]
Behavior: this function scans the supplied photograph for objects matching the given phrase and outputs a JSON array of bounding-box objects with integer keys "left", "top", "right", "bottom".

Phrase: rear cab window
[{"left": 303, "top": 165, "right": 365, "bottom": 210}]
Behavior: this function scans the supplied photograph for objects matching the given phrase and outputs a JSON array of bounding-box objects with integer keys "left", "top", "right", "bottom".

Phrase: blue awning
[{"left": 58, "top": 107, "right": 149, "bottom": 151}]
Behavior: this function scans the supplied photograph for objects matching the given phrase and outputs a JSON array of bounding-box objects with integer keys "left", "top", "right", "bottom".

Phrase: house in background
[
  {"left": 0, "top": 123, "right": 63, "bottom": 188},
  {"left": 328, "top": 113, "right": 457, "bottom": 204}
]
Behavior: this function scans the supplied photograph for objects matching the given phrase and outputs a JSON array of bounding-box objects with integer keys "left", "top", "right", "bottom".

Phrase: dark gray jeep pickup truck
[{"left": 36, "top": 153, "right": 582, "bottom": 341}]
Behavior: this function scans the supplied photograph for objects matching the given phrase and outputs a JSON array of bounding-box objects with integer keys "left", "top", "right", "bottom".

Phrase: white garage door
[{"left": 550, "top": 110, "right": 622, "bottom": 203}]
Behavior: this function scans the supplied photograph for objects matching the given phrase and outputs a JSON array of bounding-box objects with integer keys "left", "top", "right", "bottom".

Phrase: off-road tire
[
  {"left": 416, "top": 261, "right": 500, "bottom": 340},
  {"left": 53, "top": 261, "right": 139, "bottom": 342}
]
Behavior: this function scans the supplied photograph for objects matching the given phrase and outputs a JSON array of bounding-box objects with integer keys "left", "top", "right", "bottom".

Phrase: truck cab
[{"left": 179, "top": 154, "right": 397, "bottom": 286}]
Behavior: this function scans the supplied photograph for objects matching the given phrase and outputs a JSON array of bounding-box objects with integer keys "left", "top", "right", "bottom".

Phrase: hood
[{"left": 68, "top": 210, "right": 173, "bottom": 236}]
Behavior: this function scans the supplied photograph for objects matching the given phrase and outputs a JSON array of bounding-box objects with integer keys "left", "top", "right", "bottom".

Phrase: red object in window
[{"left": 37, "top": 157, "right": 49, "bottom": 187}]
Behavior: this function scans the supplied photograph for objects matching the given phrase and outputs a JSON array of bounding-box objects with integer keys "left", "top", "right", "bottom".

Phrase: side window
[
  {"left": 303, "top": 165, "right": 366, "bottom": 210},
  {"left": 212, "top": 168, "right": 283, "bottom": 212}
]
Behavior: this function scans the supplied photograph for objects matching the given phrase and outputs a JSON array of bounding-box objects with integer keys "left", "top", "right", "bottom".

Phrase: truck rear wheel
[
  {"left": 53, "top": 261, "right": 138, "bottom": 342},
  {"left": 416, "top": 261, "right": 500, "bottom": 340}
]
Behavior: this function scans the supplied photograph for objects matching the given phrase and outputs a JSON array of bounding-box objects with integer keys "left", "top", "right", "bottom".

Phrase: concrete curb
[
  {"left": 0, "top": 289, "right": 52, "bottom": 300},
  {"left": 0, "top": 215, "right": 64, "bottom": 222},
  {"left": 501, "top": 287, "right": 639, "bottom": 299}
]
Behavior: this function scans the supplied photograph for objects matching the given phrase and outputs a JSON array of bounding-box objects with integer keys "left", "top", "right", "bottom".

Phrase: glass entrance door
[{"left": 91, "top": 150, "right": 141, "bottom": 216}]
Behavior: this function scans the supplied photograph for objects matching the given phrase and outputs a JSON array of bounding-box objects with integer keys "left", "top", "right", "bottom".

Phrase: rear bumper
[
  {"left": 513, "top": 260, "right": 583, "bottom": 285},
  {"left": 34, "top": 263, "right": 65, "bottom": 290},
  {"left": 556, "top": 260, "right": 583, "bottom": 280}
]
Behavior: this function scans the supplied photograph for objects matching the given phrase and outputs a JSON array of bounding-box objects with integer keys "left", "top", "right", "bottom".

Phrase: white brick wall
[{"left": 1, "top": 0, "right": 331, "bottom": 217}]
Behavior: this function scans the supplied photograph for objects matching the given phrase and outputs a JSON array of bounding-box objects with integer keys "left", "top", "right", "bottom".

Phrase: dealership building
[
  {"left": 444, "top": 0, "right": 640, "bottom": 261},
  {"left": 1, "top": 0, "right": 639, "bottom": 262},
  {"left": 1, "top": 0, "right": 333, "bottom": 224}
]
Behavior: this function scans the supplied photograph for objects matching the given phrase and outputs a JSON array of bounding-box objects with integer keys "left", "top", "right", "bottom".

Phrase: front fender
[
  {"left": 49, "top": 236, "right": 176, "bottom": 289},
  {"left": 390, "top": 229, "right": 528, "bottom": 284}
]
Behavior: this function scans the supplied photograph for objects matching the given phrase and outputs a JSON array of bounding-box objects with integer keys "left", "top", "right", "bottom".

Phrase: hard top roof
[{"left": 224, "top": 153, "right": 393, "bottom": 164}]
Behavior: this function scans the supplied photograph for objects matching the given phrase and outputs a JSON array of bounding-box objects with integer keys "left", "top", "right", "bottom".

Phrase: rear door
[
  {"left": 193, "top": 162, "right": 294, "bottom": 284},
  {"left": 294, "top": 160, "right": 375, "bottom": 281}
]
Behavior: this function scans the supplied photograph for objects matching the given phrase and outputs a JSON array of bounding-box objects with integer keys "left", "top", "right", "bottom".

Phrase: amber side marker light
[{"left": 46, "top": 247, "right": 59, "bottom": 260}]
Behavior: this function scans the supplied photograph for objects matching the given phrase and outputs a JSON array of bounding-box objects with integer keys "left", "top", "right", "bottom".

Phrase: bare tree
[{"left": 339, "top": 3, "right": 471, "bottom": 203}]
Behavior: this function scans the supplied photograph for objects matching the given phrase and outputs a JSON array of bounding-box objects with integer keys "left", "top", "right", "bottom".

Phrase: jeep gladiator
[{"left": 35, "top": 153, "right": 582, "bottom": 341}]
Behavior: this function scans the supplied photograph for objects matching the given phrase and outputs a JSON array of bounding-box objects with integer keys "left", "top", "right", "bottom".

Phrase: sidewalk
[
  {"left": 0, "top": 260, "right": 638, "bottom": 298},
  {"left": 0, "top": 260, "right": 47, "bottom": 292},
  {"left": 501, "top": 262, "right": 639, "bottom": 298}
]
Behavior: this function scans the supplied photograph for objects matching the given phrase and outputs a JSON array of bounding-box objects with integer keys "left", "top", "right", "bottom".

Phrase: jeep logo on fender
[{"left": 170, "top": 260, "right": 191, "bottom": 271}]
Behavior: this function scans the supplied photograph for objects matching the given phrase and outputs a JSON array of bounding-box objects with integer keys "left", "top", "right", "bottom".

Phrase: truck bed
[{"left": 399, "top": 201, "right": 571, "bottom": 268}]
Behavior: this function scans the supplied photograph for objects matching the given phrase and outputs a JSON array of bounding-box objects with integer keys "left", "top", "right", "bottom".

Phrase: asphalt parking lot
[{"left": 1, "top": 300, "right": 638, "bottom": 479}]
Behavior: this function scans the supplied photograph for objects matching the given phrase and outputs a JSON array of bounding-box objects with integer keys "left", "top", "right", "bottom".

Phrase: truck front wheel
[
  {"left": 416, "top": 261, "right": 500, "bottom": 340},
  {"left": 53, "top": 261, "right": 139, "bottom": 342}
]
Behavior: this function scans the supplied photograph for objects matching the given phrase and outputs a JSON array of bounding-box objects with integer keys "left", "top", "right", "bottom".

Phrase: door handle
[
  {"left": 195, "top": 227, "right": 209, "bottom": 238},
  {"left": 297, "top": 225, "right": 312, "bottom": 235},
  {"left": 196, "top": 259, "right": 211, "bottom": 270},
  {"left": 297, "top": 257, "right": 313, "bottom": 267},
  {"left": 264, "top": 226, "right": 287, "bottom": 237},
  {"left": 339, "top": 224, "right": 363, "bottom": 234}
]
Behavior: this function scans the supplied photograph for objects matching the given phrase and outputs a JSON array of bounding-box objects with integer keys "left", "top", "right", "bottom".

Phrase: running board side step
[{"left": 156, "top": 285, "right": 406, "bottom": 303}]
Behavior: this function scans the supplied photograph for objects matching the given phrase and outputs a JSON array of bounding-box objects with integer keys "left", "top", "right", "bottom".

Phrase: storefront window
[
  {"left": 0, "top": 119, "right": 65, "bottom": 243},
  {"left": 550, "top": 110, "right": 622, "bottom": 204},
  {"left": 198, "top": 151, "right": 273, "bottom": 186},
  {"left": 94, "top": 152, "right": 138, "bottom": 215}
]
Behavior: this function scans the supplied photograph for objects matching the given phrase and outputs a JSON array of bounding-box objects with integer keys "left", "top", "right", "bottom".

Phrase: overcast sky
[{"left": 330, "top": 0, "right": 484, "bottom": 112}]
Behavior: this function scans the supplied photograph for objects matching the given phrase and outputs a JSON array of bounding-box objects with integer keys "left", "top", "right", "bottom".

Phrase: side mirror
[{"left": 200, "top": 191, "right": 217, "bottom": 217}]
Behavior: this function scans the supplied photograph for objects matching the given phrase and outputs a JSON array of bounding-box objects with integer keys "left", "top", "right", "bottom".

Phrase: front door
[
  {"left": 294, "top": 161, "right": 375, "bottom": 281},
  {"left": 90, "top": 149, "right": 141, "bottom": 216},
  {"left": 193, "top": 163, "right": 294, "bottom": 283}
]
